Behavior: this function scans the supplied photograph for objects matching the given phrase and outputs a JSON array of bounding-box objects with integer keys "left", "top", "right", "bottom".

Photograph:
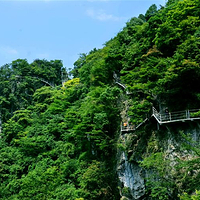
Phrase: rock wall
[
  {"left": 117, "top": 133, "right": 145, "bottom": 200},
  {"left": 117, "top": 119, "right": 200, "bottom": 199}
]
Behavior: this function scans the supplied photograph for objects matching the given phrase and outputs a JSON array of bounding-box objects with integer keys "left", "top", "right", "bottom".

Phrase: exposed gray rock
[{"left": 117, "top": 149, "right": 145, "bottom": 199}]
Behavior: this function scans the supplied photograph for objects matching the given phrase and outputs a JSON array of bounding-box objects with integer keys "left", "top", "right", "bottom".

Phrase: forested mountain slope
[{"left": 0, "top": 0, "right": 200, "bottom": 199}]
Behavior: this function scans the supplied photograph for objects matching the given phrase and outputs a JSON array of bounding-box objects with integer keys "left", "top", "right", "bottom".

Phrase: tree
[{"left": 145, "top": 4, "right": 158, "bottom": 21}]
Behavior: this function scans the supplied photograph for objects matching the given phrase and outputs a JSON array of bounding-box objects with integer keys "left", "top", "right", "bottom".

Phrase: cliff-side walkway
[
  {"left": 121, "top": 107, "right": 200, "bottom": 133},
  {"left": 152, "top": 107, "right": 200, "bottom": 125}
]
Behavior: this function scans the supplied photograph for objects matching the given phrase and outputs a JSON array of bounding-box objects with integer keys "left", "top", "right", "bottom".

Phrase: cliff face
[
  {"left": 117, "top": 118, "right": 200, "bottom": 199},
  {"left": 117, "top": 133, "right": 145, "bottom": 200}
]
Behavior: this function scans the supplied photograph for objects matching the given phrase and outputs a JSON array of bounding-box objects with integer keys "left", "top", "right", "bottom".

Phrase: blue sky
[{"left": 0, "top": 0, "right": 165, "bottom": 70}]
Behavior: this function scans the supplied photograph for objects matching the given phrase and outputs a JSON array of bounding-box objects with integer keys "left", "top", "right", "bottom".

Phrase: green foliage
[
  {"left": 79, "top": 160, "right": 115, "bottom": 199},
  {"left": 138, "top": 131, "right": 200, "bottom": 199},
  {"left": 0, "top": 59, "right": 66, "bottom": 123},
  {"left": 1, "top": 0, "right": 200, "bottom": 199},
  {"left": 155, "top": 0, "right": 200, "bottom": 56},
  {"left": 145, "top": 4, "right": 158, "bottom": 21},
  {"left": 139, "top": 150, "right": 177, "bottom": 199},
  {"left": 0, "top": 70, "right": 121, "bottom": 199},
  {"left": 179, "top": 190, "right": 200, "bottom": 200}
]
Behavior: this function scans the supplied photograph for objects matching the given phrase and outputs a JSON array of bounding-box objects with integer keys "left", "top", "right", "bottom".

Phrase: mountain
[{"left": 0, "top": 0, "right": 200, "bottom": 199}]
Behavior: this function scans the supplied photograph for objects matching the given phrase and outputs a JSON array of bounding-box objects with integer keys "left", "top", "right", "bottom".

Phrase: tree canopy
[{"left": 0, "top": 0, "right": 200, "bottom": 199}]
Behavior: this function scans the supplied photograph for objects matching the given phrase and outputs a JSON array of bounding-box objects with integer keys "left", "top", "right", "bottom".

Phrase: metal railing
[
  {"left": 152, "top": 107, "right": 200, "bottom": 124},
  {"left": 121, "top": 122, "right": 135, "bottom": 132},
  {"left": 121, "top": 107, "right": 200, "bottom": 133},
  {"left": 116, "top": 82, "right": 132, "bottom": 95},
  {"left": 121, "top": 118, "right": 148, "bottom": 132}
]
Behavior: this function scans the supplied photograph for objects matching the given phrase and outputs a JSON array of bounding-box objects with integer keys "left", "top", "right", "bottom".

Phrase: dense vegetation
[{"left": 0, "top": 0, "right": 200, "bottom": 199}]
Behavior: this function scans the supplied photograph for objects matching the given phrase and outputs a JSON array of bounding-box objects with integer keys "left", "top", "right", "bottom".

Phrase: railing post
[
  {"left": 169, "top": 112, "right": 171, "bottom": 121},
  {"left": 152, "top": 107, "right": 155, "bottom": 115},
  {"left": 186, "top": 110, "right": 190, "bottom": 119}
]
